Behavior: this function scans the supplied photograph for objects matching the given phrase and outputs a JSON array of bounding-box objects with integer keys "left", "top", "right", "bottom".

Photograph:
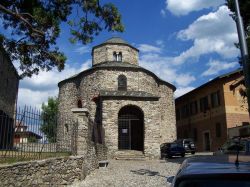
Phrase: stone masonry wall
[
  {"left": 58, "top": 67, "right": 176, "bottom": 158},
  {"left": 58, "top": 68, "right": 161, "bottom": 127},
  {"left": 92, "top": 44, "right": 139, "bottom": 66},
  {"left": 159, "top": 84, "right": 176, "bottom": 144},
  {"left": 0, "top": 154, "right": 98, "bottom": 187},
  {"left": 57, "top": 82, "right": 78, "bottom": 148},
  {"left": 102, "top": 99, "right": 161, "bottom": 159},
  {"left": 0, "top": 48, "right": 19, "bottom": 118}
]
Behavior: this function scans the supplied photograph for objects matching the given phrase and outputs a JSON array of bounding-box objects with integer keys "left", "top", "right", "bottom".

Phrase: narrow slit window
[
  {"left": 118, "top": 75, "right": 127, "bottom": 91},
  {"left": 77, "top": 100, "right": 82, "bottom": 108}
]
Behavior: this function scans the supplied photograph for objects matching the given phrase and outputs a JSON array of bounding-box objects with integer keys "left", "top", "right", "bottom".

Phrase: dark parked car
[
  {"left": 175, "top": 139, "right": 196, "bottom": 154},
  {"left": 167, "top": 155, "right": 250, "bottom": 187},
  {"left": 160, "top": 142, "right": 185, "bottom": 159},
  {"left": 214, "top": 138, "right": 250, "bottom": 156}
]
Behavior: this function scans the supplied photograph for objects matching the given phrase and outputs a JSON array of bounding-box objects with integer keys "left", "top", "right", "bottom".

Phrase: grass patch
[{"left": 0, "top": 151, "right": 71, "bottom": 165}]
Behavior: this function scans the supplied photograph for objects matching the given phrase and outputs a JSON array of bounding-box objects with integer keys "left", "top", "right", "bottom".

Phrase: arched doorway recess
[{"left": 118, "top": 105, "right": 144, "bottom": 151}]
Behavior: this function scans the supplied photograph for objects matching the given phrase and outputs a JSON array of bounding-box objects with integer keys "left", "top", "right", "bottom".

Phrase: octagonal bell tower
[{"left": 92, "top": 37, "right": 139, "bottom": 66}]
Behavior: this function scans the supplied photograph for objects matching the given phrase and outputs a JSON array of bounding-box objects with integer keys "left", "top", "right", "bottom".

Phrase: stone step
[
  {"left": 115, "top": 157, "right": 146, "bottom": 161},
  {"left": 115, "top": 150, "right": 144, "bottom": 155},
  {"left": 114, "top": 150, "right": 146, "bottom": 160}
]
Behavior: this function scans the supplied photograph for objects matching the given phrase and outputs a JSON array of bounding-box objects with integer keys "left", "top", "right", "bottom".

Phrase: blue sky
[{"left": 16, "top": 0, "right": 240, "bottom": 108}]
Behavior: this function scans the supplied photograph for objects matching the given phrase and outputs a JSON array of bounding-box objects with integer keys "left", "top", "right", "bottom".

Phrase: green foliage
[
  {"left": 0, "top": 0, "right": 124, "bottom": 78},
  {"left": 41, "top": 97, "right": 58, "bottom": 143},
  {"left": 226, "top": 0, "right": 250, "bottom": 53},
  {"left": 27, "top": 136, "right": 38, "bottom": 143}
]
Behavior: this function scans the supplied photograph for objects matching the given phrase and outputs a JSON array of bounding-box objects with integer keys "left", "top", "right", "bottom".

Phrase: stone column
[{"left": 71, "top": 108, "right": 89, "bottom": 156}]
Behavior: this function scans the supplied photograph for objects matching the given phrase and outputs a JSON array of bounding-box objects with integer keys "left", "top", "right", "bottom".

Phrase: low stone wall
[{"left": 0, "top": 154, "right": 98, "bottom": 186}]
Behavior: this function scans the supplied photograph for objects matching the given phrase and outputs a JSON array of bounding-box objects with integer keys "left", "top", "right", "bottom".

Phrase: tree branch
[{"left": 0, "top": 4, "right": 45, "bottom": 37}]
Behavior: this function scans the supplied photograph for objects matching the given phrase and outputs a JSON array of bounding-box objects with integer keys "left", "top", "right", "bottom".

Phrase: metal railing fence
[{"left": 0, "top": 106, "right": 77, "bottom": 162}]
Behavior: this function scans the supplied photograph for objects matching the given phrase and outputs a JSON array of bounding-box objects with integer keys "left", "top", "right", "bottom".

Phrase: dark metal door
[
  {"left": 118, "top": 119, "right": 130, "bottom": 149},
  {"left": 118, "top": 118, "right": 142, "bottom": 150},
  {"left": 118, "top": 106, "right": 144, "bottom": 151}
]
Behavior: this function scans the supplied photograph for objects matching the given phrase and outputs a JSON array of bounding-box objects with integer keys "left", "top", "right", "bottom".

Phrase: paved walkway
[
  {"left": 70, "top": 153, "right": 213, "bottom": 187},
  {"left": 70, "top": 159, "right": 181, "bottom": 187}
]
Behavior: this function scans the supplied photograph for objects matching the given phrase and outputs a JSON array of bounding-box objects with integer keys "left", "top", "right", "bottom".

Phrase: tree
[
  {"left": 226, "top": 0, "right": 250, "bottom": 60},
  {"left": 0, "top": 0, "right": 124, "bottom": 78},
  {"left": 41, "top": 97, "right": 58, "bottom": 143}
]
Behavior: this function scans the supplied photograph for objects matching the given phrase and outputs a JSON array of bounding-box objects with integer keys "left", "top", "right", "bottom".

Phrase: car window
[
  {"left": 170, "top": 143, "right": 178, "bottom": 148},
  {"left": 184, "top": 140, "right": 191, "bottom": 144}
]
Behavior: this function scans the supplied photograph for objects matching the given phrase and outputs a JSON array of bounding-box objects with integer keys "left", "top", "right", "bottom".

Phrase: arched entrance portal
[{"left": 118, "top": 105, "right": 144, "bottom": 151}]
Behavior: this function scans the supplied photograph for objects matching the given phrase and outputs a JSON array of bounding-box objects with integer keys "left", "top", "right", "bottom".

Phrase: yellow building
[{"left": 175, "top": 68, "right": 249, "bottom": 152}]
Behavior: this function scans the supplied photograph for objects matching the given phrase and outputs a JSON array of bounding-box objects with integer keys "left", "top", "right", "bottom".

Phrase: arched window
[
  {"left": 77, "top": 100, "right": 82, "bottom": 108},
  {"left": 113, "top": 51, "right": 122, "bottom": 62},
  {"left": 118, "top": 75, "right": 127, "bottom": 91},
  {"left": 113, "top": 52, "right": 117, "bottom": 61},
  {"left": 118, "top": 52, "right": 122, "bottom": 61}
]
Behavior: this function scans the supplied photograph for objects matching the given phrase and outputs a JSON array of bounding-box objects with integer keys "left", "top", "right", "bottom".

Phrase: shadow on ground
[
  {"left": 130, "top": 169, "right": 166, "bottom": 178},
  {"left": 159, "top": 156, "right": 186, "bottom": 164}
]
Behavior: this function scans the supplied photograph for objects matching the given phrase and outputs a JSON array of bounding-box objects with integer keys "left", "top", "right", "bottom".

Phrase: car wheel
[
  {"left": 191, "top": 151, "right": 195, "bottom": 155},
  {"left": 167, "top": 154, "right": 172, "bottom": 159},
  {"left": 181, "top": 153, "right": 185, "bottom": 157}
]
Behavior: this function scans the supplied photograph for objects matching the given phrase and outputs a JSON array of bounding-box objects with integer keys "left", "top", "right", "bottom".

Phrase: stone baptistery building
[{"left": 58, "top": 37, "right": 176, "bottom": 158}]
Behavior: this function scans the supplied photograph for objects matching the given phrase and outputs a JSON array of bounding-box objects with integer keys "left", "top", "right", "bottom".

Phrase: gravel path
[{"left": 70, "top": 159, "right": 181, "bottom": 187}]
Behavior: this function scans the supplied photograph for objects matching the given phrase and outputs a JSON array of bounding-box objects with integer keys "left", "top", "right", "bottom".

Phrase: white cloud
[
  {"left": 174, "top": 87, "right": 195, "bottom": 98},
  {"left": 18, "top": 59, "right": 91, "bottom": 108},
  {"left": 175, "top": 73, "right": 196, "bottom": 87},
  {"left": 139, "top": 51, "right": 196, "bottom": 87},
  {"left": 138, "top": 44, "right": 162, "bottom": 53},
  {"left": 173, "top": 6, "right": 239, "bottom": 65},
  {"left": 201, "top": 59, "right": 238, "bottom": 76},
  {"left": 18, "top": 88, "right": 58, "bottom": 109},
  {"left": 166, "top": 0, "right": 225, "bottom": 16},
  {"left": 74, "top": 46, "right": 90, "bottom": 55},
  {"left": 156, "top": 40, "right": 165, "bottom": 48}
]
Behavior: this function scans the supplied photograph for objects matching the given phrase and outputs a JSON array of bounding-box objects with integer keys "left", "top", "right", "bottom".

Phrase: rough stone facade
[
  {"left": 0, "top": 155, "right": 98, "bottom": 187},
  {"left": 0, "top": 46, "right": 19, "bottom": 118},
  {"left": 58, "top": 37, "right": 176, "bottom": 159},
  {"left": 92, "top": 44, "right": 139, "bottom": 66}
]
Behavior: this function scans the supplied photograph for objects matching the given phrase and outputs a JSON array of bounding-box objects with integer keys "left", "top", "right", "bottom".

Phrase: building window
[
  {"left": 113, "top": 51, "right": 122, "bottom": 62},
  {"left": 211, "top": 91, "right": 220, "bottom": 108},
  {"left": 200, "top": 96, "right": 209, "bottom": 112},
  {"left": 176, "top": 108, "right": 180, "bottom": 121},
  {"left": 118, "top": 52, "right": 122, "bottom": 61},
  {"left": 216, "top": 123, "right": 221, "bottom": 137},
  {"left": 242, "top": 122, "right": 250, "bottom": 126},
  {"left": 190, "top": 100, "right": 198, "bottom": 115},
  {"left": 77, "top": 100, "right": 82, "bottom": 108},
  {"left": 181, "top": 104, "right": 189, "bottom": 118},
  {"left": 193, "top": 128, "right": 198, "bottom": 141},
  {"left": 113, "top": 52, "right": 117, "bottom": 61},
  {"left": 64, "top": 123, "right": 69, "bottom": 133},
  {"left": 6, "top": 78, "right": 9, "bottom": 89},
  {"left": 118, "top": 75, "right": 127, "bottom": 91}
]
